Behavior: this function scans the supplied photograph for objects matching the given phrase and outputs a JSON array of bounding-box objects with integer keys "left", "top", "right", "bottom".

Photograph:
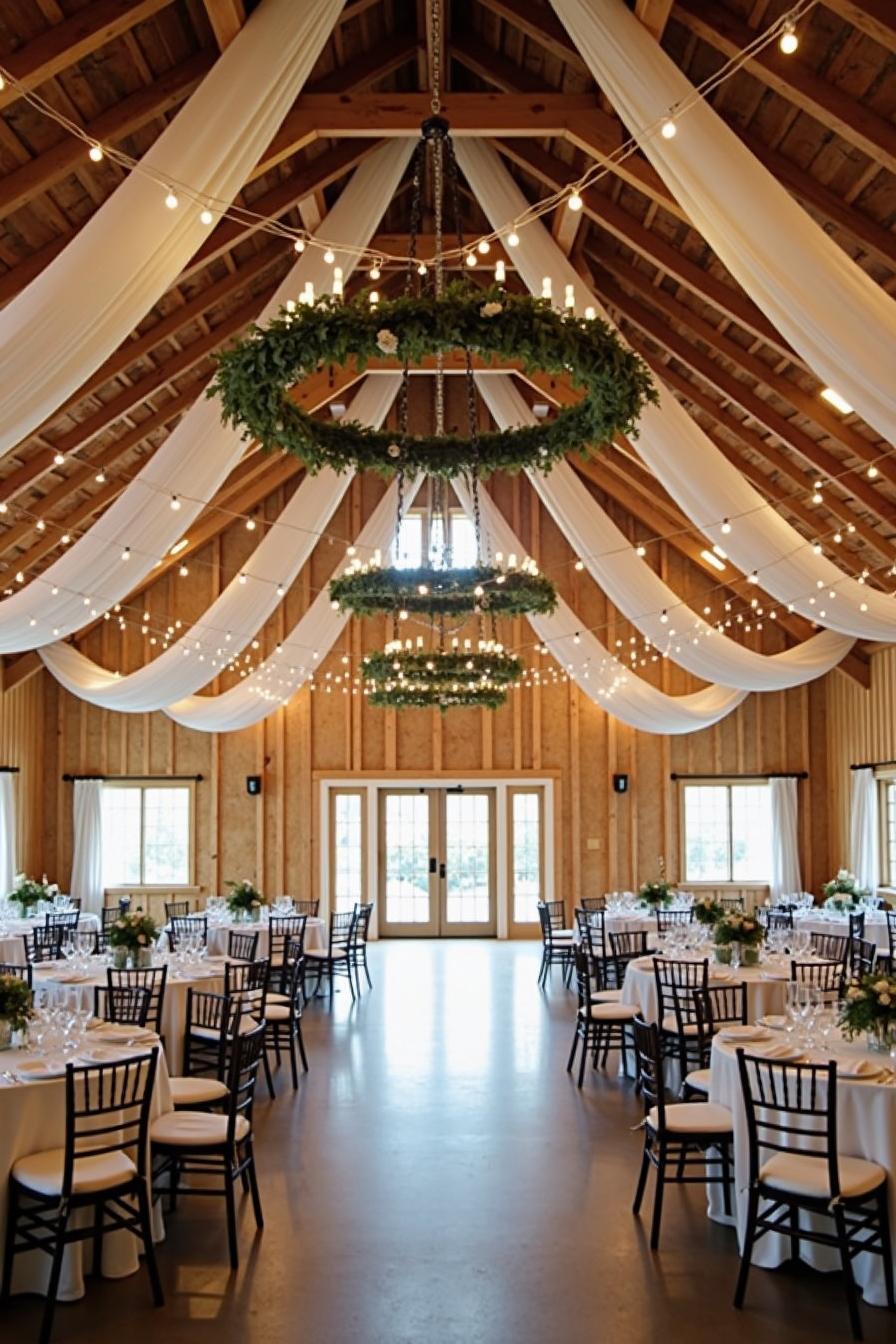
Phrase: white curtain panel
[
  {"left": 165, "top": 475, "right": 424, "bottom": 733},
  {"left": 769, "top": 776, "right": 801, "bottom": 902},
  {"left": 70, "top": 779, "right": 104, "bottom": 916},
  {"left": 476, "top": 375, "right": 853, "bottom": 690},
  {"left": 849, "top": 766, "right": 879, "bottom": 894},
  {"left": 39, "top": 375, "right": 402, "bottom": 712},
  {"left": 452, "top": 477, "right": 746, "bottom": 734},
  {"left": 550, "top": 0, "right": 896, "bottom": 446},
  {"left": 0, "top": 773, "right": 16, "bottom": 896},
  {"left": 455, "top": 139, "right": 896, "bottom": 644},
  {"left": 0, "top": 139, "right": 413, "bottom": 655},
  {"left": 0, "top": 0, "right": 343, "bottom": 458}
]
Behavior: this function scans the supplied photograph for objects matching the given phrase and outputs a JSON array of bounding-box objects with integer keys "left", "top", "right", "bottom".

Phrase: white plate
[
  {"left": 14, "top": 1059, "right": 68, "bottom": 1079},
  {"left": 717, "top": 1025, "right": 772, "bottom": 1042},
  {"left": 757, "top": 1014, "right": 788, "bottom": 1030},
  {"left": 750, "top": 1041, "right": 804, "bottom": 1062}
]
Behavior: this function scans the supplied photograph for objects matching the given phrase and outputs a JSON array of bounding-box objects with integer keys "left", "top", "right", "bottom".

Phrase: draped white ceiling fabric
[
  {"left": 456, "top": 138, "right": 896, "bottom": 644},
  {"left": 452, "top": 477, "right": 747, "bottom": 734},
  {"left": 550, "top": 0, "right": 896, "bottom": 446},
  {"left": 39, "top": 376, "right": 402, "bottom": 712},
  {"left": 476, "top": 375, "right": 853, "bottom": 690},
  {"left": 164, "top": 476, "right": 424, "bottom": 733},
  {"left": 0, "top": 0, "right": 343, "bottom": 459},
  {"left": 0, "top": 139, "right": 413, "bottom": 655}
]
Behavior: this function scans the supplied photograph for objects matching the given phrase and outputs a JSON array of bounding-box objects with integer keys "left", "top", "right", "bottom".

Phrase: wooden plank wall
[
  {"left": 0, "top": 671, "right": 44, "bottom": 875},
  {"left": 826, "top": 649, "right": 896, "bottom": 866}
]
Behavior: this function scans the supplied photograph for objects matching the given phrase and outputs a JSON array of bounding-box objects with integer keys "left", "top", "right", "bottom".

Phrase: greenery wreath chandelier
[
  {"left": 329, "top": 557, "right": 558, "bottom": 621},
  {"left": 363, "top": 639, "right": 524, "bottom": 713}
]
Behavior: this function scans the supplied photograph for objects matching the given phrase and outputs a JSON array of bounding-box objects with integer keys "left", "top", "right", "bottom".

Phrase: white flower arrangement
[
  {"left": 376, "top": 328, "right": 399, "bottom": 355},
  {"left": 480, "top": 301, "right": 503, "bottom": 318}
]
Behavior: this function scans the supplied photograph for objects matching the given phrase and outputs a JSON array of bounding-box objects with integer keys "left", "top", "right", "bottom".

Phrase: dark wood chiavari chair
[
  {"left": 849, "top": 936, "right": 876, "bottom": 979},
  {"left": 176, "top": 988, "right": 243, "bottom": 1110},
  {"left": 536, "top": 901, "right": 574, "bottom": 989},
  {"left": 790, "top": 958, "right": 844, "bottom": 1002},
  {"left": 655, "top": 908, "right": 694, "bottom": 933},
  {"left": 809, "top": 931, "right": 850, "bottom": 965},
  {"left": 291, "top": 899, "right": 320, "bottom": 918},
  {"left": 267, "top": 914, "right": 308, "bottom": 999},
  {"left": 168, "top": 915, "right": 207, "bottom": 951},
  {"left": 349, "top": 901, "right": 374, "bottom": 993},
  {"left": 21, "top": 926, "right": 64, "bottom": 964},
  {"left": 265, "top": 936, "right": 308, "bottom": 1088},
  {"left": 224, "top": 958, "right": 274, "bottom": 1098},
  {"left": 0, "top": 961, "right": 32, "bottom": 986},
  {"left": 608, "top": 929, "right": 650, "bottom": 992},
  {"left": 93, "top": 983, "right": 152, "bottom": 1028},
  {"left": 105, "top": 966, "right": 168, "bottom": 1036},
  {"left": 566, "top": 944, "right": 636, "bottom": 1085},
  {"left": 164, "top": 899, "right": 190, "bottom": 922},
  {"left": 227, "top": 929, "right": 260, "bottom": 962},
  {"left": 652, "top": 957, "right": 709, "bottom": 1069},
  {"left": 680, "top": 983, "right": 748, "bottom": 1100},
  {"left": 305, "top": 909, "right": 358, "bottom": 1002}
]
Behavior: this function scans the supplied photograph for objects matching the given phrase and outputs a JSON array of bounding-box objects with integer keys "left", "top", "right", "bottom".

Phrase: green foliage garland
[
  {"left": 212, "top": 286, "right": 657, "bottom": 477},
  {"left": 363, "top": 649, "right": 524, "bottom": 686},
  {"left": 368, "top": 684, "right": 510, "bottom": 711},
  {"left": 0, "top": 974, "right": 34, "bottom": 1032},
  {"left": 329, "top": 564, "right": 557, "bottom": 619}
]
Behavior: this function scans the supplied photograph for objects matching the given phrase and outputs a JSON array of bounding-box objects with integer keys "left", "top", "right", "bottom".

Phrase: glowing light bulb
[
  {"left": 720, "top": 518, "right": 731, "bottom": 534},
  {"left": 779, "top": 21, "right": 798, "bottom": 54},
  {"left": 170, "top": 496, "right": 181, "bottom": 511},
  {"left": 200, "top": 207, "right": 214, "bottom": 226},
  {"left": 164, "top": 189, "right": 179, "bottom": 210},
  {"left": 567, "top": 191, "right": 583, "bottom": 211},
  {"left": 868, "top": 464, "right": 879, "bottom": 478},
  {"left": 417, "top": 261, "right": 427, "bottom": 276},
  {"left": 465, "top": 252, "right": 477, "bottom": 268},
  {"left": 323, "top": 249, "right": 335, "bottom": 265},
  {"left": 53, "top": 452, "right": 65, "bottom": 466},
  {"left": 88, "top": 143, "right": 103, "bottom": 163},
  {"left": 507, "top": 231, "right": 519, "bottom": 248},
  {"left": 238, "top": 573, "right": 247, "bottom": 585},
  {"left": 477, "top": 239, "right": 490, "bottom": 255},
  {"left": 293, "top": 237, "right": 306, "bottom": 254},
  {"left": 636, "top": 544, "right": 646, "bottom": 558},
  {"left": 368, "top": 264, "right": 381, "bottom": 280},
  {"left": 660, "top": 117, "right": 677, "bottom": 139},
  {"left": 121, "top": 547, "right": 130, "bottom": 561},
  {"left": 246, "top": 518, "right": 256, "bottom": 531}
]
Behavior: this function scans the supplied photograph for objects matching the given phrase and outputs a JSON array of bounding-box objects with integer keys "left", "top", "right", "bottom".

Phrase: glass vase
[
  {"left": 866, "top": 1024, "right": 896, "bottom": 1055},
  {"left": 250, "top": 906, "right": 261, "bottom": 924},
  {"left": 0, "top": 1018, "right": 12, "bottom": 1051},
  {"left": 136, "top": 947, "right": 154, "bottom": 969},
  {"left": 112, "top": 945, "right": 128, "bottom": 970},
  {"left": 742, "top": 945, "right": 760, "bottom": 967},
  {"left": 714, "top": 945, "right": 732, "bottom": 965}
]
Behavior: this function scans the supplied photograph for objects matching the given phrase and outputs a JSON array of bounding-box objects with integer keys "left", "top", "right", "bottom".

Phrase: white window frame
[
  {"left": 678, "top": 778, "right": 772, "bottom": 887},
  {"left": 877, "top": 770, "right": 896, "bottom": 891},
  {"left": 101, "top": 777, "right": 198, "bottom": 896},
  {"left": 394, "top": 505, "right": 481, "bottom": 571}
]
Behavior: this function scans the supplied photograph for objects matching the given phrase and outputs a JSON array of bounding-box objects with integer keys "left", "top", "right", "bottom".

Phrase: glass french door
[{"left": 378, "top": 788, "right": 496, "bottom": 937}]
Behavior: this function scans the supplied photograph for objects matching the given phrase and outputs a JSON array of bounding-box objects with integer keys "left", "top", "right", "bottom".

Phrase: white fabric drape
[
  {"left": 165, "top": 475, "right": 424, "bottom": 733},
  {"left": 0, "top": 0, "right": 342, "bottom": 458},
  {"left": 476, "top": 375, "right": 853, "bottom": 690},
  {"left": 70, "top": 780, "right": 104, "bottom": 916},
  {"left": 39, "top": 376, "right": 402, "bottom": 712},
  {"left": 452, "top": 477, "right": 747, "bottom": 734},
  {"left": 455, "top": 139, "right": 896, "bottom": 644},
  {"left": 769, "top": 777, "right": 801, "bottom": 902},
  {"left": 0, "top": 139, "right": 413, "bottom": 654},
  {"left": 849, "top": 766, "right": 879, "bottom": 895},
  {"left": 0, "top": 774, "right": 16, "bottom": 897},
  {"left": 550, "top": 0, "right": 896, "bottom": 446}
]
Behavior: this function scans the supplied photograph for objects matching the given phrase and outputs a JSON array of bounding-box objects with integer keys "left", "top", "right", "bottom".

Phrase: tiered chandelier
[{"left": 213, "top": 0, "right": 654, "bottom": 711}]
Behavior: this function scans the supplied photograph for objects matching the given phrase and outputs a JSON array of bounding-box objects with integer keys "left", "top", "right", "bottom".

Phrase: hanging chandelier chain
[{"left": 429, "top": 0, "right": 442, "bottom": 115}]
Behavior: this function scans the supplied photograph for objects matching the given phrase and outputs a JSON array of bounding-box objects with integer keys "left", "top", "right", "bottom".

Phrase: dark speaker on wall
[
  {"left": 246, "top": 775, "right": 262, "bottom": 796},
  {"left": 612, "top": 773, "right": 629, "bottom": 795}
]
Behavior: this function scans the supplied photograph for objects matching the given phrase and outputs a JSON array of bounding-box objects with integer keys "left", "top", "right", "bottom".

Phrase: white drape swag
[
  {"left": 475, "top": 375, "right": 853, "bottom": 691},
  {"left": 164, "top": 475, "right": 425, "bottom": 733},
  {"left": 0, "top": 773, "right": 16, "bottom": 897},
  {"left": 849, "top": 767, "right": 879, "bottom": 895},
  {"left": 452, "top": 476, "right": 747, "bottom": 735},
  {"left": 455, "top": 138, "right": 896, "bottom": 645},
  {"left": 0, "top": 139, "right": 413, "bottom": 655},
  {"left": 39, "top": 376, "right": 402, "bottom": 712},
  {"left": 769, "top": 777, "right": 801, "bottom": 902},
  {"left": 550, "top": 0, "right": 896, "bottom": 447},
  {"left": 70, "top": 780, "right": 104, "bottom": 916},
  {"left": 0, "top": 0, "right": 343, "bottom": 459}
]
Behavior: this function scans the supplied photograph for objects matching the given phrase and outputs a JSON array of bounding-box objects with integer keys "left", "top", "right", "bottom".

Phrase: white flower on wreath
[
  {"left": 376, "top": 328, "right": 398, "bottom": 355},
  {"left": 480, "top": 301, "right": 503, "bottom": 318}
]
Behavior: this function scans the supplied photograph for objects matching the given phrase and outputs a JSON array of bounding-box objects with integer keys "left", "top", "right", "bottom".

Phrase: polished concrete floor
[{"left": 4, "top": 940, "right": 892, "bottom": 1342}]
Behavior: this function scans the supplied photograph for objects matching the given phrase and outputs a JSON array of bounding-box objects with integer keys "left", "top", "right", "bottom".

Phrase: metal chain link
[{"left": 429, "top": 0, "right": 442, "bottom": 114}]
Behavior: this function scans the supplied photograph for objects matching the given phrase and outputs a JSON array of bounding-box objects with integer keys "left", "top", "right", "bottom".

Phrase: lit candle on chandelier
[
  {"left": 495, "top": 259, "right": 506, "bottom": 284},
  {"left": 332, "top": 266, "right": 344, "bottom": 298},
  {"left": 541, "top": 276, "right": 552, "bottom": 301},
  {"left": 564, "top": 283, "right": 575, "bottom": 310}
]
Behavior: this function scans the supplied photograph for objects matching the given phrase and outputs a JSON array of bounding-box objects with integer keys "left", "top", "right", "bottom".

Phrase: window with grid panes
[{"left": 682, "top": 783, "right": 771, "bottom": 883}]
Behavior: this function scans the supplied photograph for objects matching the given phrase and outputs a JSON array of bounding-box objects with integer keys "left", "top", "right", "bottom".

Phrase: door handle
[
  {"left": 439, "top": 861, "right": 446, "bottom": 879},
  {"left": 429, "top": 857, "right": 437, "bottom": 874}
]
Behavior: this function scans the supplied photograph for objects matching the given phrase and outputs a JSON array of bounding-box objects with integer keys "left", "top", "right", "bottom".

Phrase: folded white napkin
[
  {"left": 717, "top": 1025, "right": 770, "bottom": 1042},
  {"left": 757, "top": 1014, "right": 787, "bottom": 1030},
  {"left": 836, "top": 1056, "right": 883, "bottom": 1079},
  {"left": 750, "top": 1041, "right": 802, "bottom": 1061},
  {"left": 760, "top": 969, "right": 789, "bottom": 981}
]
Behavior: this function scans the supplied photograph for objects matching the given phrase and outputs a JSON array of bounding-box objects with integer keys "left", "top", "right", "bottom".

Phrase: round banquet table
[
  {"left": 708, "top": 1030, "right": 896, "bottom": 1308},
  {"left": 0, "top": 1041, "right": 171, "bottom": 1300},
  {"left": 162, "top": 912, "right": 326, "bottom": 959},
  {"left": 621, "top": 954, "right": 795, "bottom": 1025},
  {"left": 794, "top": 910, "right": 890, "bottom": 954},
  {"left": 32, "top": 956, "right": 228, "bottom": 1075},
  {"left": 573, "top": 909, "right": 685, "bottom": 944},
  {"left": 0, "top": 912, "right": 100, "bottom": 966}
]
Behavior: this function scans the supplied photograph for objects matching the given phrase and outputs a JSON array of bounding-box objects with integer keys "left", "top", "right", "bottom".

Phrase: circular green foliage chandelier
[
  {"left": 212, "top": 285, "right": 655, "bottom": 478},
  {"left": 363, "top": 639, "right": 524, "bottom": 713},
  {"left": 329, "top": 556, "right": 557, "bottom": 621}
]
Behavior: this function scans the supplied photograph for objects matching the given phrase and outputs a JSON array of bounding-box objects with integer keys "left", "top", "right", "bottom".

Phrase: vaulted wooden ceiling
[{"left": 0, "top": 0, "right": 893, "bottom": 685}]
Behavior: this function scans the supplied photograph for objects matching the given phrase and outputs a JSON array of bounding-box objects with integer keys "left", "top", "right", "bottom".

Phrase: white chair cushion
[
  {"left": 191, "top": 1016, "right": 259, "bottom": 1042},
  {"left": 590, "top": 988, "right": 623, "bottom": 1003},
  {"left": 759, "top": 1152, "right": 886, "bottom": 1200},
  {"left": 13, "top": 1147, "right": 136, "bottom": 1197},
  {"left": 556, "top": 928, "right": 574, "bottom": 939},
  {"left": 683, "top": 1068, "right": 712, "bottom": 1094},
  {"left": 265, "top": 1003, "right": 292, "bottom": 1022},
  {"left": 647, "top": 1102, "right": 733, "bottom": 1135},
  {"left": 151, "top": 1110, "right": 249, "bottom": 1147},
  {"left": 579, "top": 1001, "right": 638, "bottom": 1021},
  {"left": 306, "top": 947, "right": 348, "bottom": 960},
  {"left": 267, "top": 991, "right": 290, "bottom": 1005},
  {"left": 169, "top": 1075, "right": 229, "bottom": 1106},
  {"left": 661, "top": 1014, "right": 701, "bottom": 1036}
]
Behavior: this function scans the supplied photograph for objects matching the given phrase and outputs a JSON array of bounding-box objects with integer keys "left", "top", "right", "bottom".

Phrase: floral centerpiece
[
  {"left": 840, "top": 972, "right": 896, "bottom": 1053},
  {"left": 713, "top": 912, "right": 764, "bottom": 966},
  {"left": 8, "top": 874, "right": 57, "bottom": 916},
  {"left": 822, "top": 868, "right": 869, "bottom": 913},
  {"left": 108, "top": 911, "right": 158, "bottom": 969},
  {"left": 638, "top": 857, "right": 676, "bottom": 910},
  {"left": 0, "top": 973, "right": 34, "bottom": 1049},
  {"left": 693, "top": 895, "right": 725, "bottom": 927},
  {"left": 226, "top": 879, "right": 265, "bottom": 923}
]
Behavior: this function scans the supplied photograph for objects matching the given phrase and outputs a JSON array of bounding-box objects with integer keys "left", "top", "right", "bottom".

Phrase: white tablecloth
[
  {"left": 794, "top": 911, "right": 890, "bottom": 955},
  {"left": 621, "top": 955, "right": 792, "bottom": 1025},
  {"left": 0, "top": 912, "right": 100, "bottom": 966},
  {"left": 0, "top": 1041, "right": 171, "bottom": 1300},
  {"left": 163, "top": 914, "right": 326, "bottom": 958},
  {"left": 33, "top": 958, "right": 227, "bottom": 1074},
  {"left": 709, "top": 1031, "right": 896, "bottom": 1307}
]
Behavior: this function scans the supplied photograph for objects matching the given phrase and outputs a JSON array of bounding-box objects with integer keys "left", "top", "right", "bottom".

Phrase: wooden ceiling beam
[
  {"left": 295, "top": 32, "right": 421, "bottom": 98},
  {"left": 597, "top": 275, "right": 894, "bottom": 526},
  {"left": 450, "top": 28, "right": 550, "bottom": 94},
  {"left": 492, "top": 138, "right": 796, "bottom": 360},
  {"left": 635, "top": 0, "right": 675, "bottom": 40},
  {"left": 474, "top": 0, "right": 590, "bottom": 73},
  {"left": 201, "top": 0, "right": 246, "bottom": 51},
  {"left": 820, "top": 1, "right": 896, "bottom": 55},
  {"left": 594, "top": 253, "right": 890, "bottom": 480},
  {"left": 672, "top": 0, "right": 896, "bottom": 177},
  {"left": 0, "top": 0, "right": 177, "bottom": 112},
  {"left": 0, "top": 52, "right": 214, "bottom": 224}
]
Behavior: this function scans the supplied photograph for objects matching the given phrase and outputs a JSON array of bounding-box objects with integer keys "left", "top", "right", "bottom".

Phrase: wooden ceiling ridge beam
[
  {"left": 672, "top": 0, "right": 896, "bottom": 177},
  {"left": 0, "top": 51, "right": 215, "bottom": 224},
  {"left": 492, "top": 138, "right": 797, "bottom": 361},
  {"left": 598, "top": 276, "right": 894, "bottom": 525},
  {"left": 0, "top": 0, "right": 177, "bottom": 112},
  {"left": 475, "top": 0, "right": 590, "bottom": 72},
  {"left": 450, "top": 29, "right": 551, "bottom": 94},
  {"left": 635, "top": 0, "right": 675, "bottom": 41},
  {"left": 820, "top": 1, "right": 896, "bottom": 55},
  {"left": 594, "top": 252, "right": 890, "bottom": 477},
  {"left": 201, "top": 0, "right": 246, "bottom": 52}
]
